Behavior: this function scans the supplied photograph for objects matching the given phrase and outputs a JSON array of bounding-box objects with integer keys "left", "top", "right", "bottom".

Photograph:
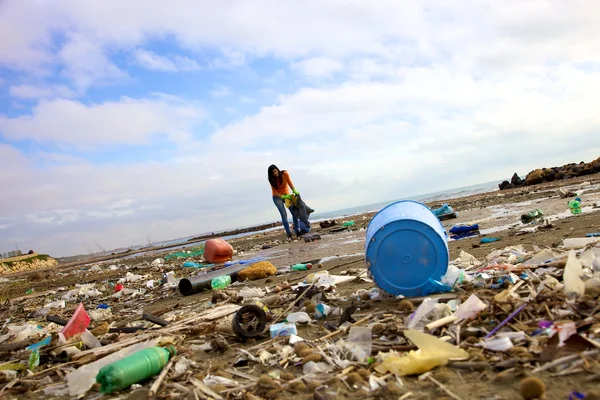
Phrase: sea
[
  {"left": 310, "top": 179, "right": 499, "bottom": 221},
  {"left": 135, "top": 179, "right": 500, "bottom": 252}
]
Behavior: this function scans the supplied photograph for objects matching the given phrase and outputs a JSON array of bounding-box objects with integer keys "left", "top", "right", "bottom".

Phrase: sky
[{"left": 1, "top": 0, "right": 600, "bottom": 257}]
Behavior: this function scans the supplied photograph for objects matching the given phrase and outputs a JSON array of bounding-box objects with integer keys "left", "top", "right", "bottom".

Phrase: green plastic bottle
[
  {"left": 211, "top": 275, "right": 231, "bottom": 290},
  {"left": 292, "top": 263, "right": 313, "bottom": 271},
  {"left": 569, "top": 199, "right": 582, "bottom": 215},
  {"left": 96, "top": 346, "right": 175, "bottom": 394}
]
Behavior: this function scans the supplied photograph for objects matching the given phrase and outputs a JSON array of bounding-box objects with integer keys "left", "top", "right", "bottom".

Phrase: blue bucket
[{"left": 365, "top": 200, "right": 449, "bottom": 297}]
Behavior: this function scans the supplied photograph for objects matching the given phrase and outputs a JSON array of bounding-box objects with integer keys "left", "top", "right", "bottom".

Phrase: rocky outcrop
[
  {"left": 0, "top": 254, "right": 58, "bottom": 275},
  {"left": 499, "top": 157, "right": 600, "bottom": 190}
]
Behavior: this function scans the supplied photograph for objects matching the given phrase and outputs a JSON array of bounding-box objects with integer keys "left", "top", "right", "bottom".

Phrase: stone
[
  {"left": 525, "top": 169, "right": 544, "bottom": 185},
  {"left": 511, "top": 173, "right": 523, "bottom": 186},
  {"left": 498, "top": 180, "right": 512, "bottom": 190}
]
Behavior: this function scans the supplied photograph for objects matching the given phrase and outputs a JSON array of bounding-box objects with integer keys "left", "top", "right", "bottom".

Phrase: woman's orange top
[{"left": 271, "top": 170, "right": 294, "bottom": 196}]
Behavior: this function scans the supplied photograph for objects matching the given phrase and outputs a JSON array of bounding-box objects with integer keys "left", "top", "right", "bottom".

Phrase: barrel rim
[{"left": 365, "top": 199, "right": 445, "bottom": 237}]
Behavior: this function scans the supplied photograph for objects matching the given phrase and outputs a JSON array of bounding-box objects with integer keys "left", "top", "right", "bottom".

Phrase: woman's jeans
[{"left": 273, "top": 196, "right": 298, "bottom": 236}]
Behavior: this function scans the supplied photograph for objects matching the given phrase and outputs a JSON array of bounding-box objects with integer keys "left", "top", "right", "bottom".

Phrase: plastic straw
[{"left": 484, "top": 303, "right": 527, "bottom": 339}]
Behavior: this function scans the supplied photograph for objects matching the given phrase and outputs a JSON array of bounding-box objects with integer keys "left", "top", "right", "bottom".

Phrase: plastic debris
[
  {"left": 482, "top": 337, "right": 514, "bottom": 351},
  {"left": 453, "top": 294, "right": 487, "bottom": 321},
  {"left": 315, "top": 303, "right": 332, "bottom": 319},
  {"left": 269, "top": 322, "right": 297, "bottom": 338},
  {"left": 406, "top": 297, "right": 438, "bottom": 329},
  {"left": 239, "top": 287, "right": 265, "bottom": 298},
  {"left": 345, "top": 326, "right": 372, "bottom": 362},
  {"left": 286, "top": 312, "right": 311, "bottom": 324},
  {"left": 151, "top": 258, "right": 164, "bottom": 266},
  {"left": 67, "top": 338, "right": 161, "bottom": 396},
  {"left": 564, "top": 250, "right": 585, "bottom": 299},
  {"left": 375, "top": 329, "right": 468, "bottom": 376},
  {"left": 96, "top": 346, "right": 176, "bottom": 394},
  {"left": 61, "top": 303, "right": 90, "bottom": 340}
]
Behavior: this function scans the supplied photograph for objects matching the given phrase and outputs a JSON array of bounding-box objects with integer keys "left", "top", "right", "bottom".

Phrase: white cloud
[
  {"left": 133, "top": 50, "right": 200, "bottom": 72},
  {"left": 210, "top": 85, "right": 232, "bottom": 98},
  {"left": 292, "top": 57, "right": 343, "bottom": 77},
  {"left": 58, "top": 35, "right": 127, "bottom": 90},
  {"left": 0, "top": 95, "right": 205, "bottom": 147},
  {"left": 2, "top": 0, "right": 600, "bottom": 257},
  {"left": 10, "top": 84, "right": 79, "bottom": 99}
]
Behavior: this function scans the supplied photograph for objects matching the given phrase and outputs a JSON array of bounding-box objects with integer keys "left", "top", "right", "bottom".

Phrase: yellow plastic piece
[{"left": 375, "top": 329, "right": 469, "bottom": 376}]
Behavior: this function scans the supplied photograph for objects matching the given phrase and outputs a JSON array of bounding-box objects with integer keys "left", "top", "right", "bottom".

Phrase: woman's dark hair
[{"left": 268, "top": 164, "right": 284, "bottom": 188}]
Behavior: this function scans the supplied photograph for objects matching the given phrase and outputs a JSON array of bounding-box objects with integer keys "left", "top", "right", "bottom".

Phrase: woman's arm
[{"left": 284, "top": 171, "right": 296, "bottom": 192}]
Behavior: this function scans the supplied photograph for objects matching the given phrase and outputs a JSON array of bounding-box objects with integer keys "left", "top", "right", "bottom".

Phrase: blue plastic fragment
[
  {"left": 26, "top": 336, "right": 51, "bottom": 351},
  {"left": 480, "top": 237, "right": 500, "bottom": 243},
  {"left": 449, "top": 224, "right": 479, "bottom": 234},
  {"left": 97, "top": 303, "right": 110, "bottom": 309},
  {"left": 569, "top": 392, "right": 585, "bottom": 400},
  {"left": 224, "top": 257, "right": 266, "bottom": 267},
  {"left": 182, "top": 261, "right": 203, "bottom": 268}
]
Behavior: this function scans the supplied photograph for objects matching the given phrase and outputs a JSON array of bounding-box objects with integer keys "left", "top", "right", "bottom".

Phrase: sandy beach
[{"left": 1, "top": 175, "right": 600, "bottom": 399}]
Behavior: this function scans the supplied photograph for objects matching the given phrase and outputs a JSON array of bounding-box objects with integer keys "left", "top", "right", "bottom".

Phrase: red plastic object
[
  {"left": 204, "top": 239, "right": 234, "bottom": 263},
  {"left": 115, "top": 284, "right": 124, "bottom": 292},
  {"left": 61, "top": 303, "right": 90, "bottom": 340}
]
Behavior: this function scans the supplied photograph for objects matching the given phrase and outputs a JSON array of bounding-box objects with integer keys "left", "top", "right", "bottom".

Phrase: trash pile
[{"left": 1, "top": 231, "right": 600, "bottom": 399}]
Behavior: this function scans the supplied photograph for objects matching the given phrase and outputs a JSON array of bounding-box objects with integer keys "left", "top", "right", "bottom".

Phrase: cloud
[
  {"left": 58, "top": 35, "right": 128, "bottom": 90},
  {"left": 292, "top": 57, "right": 343, "bottom": 77},
  {"left": 210, "top": 85, "right": 232, "bottom": 98},
  {"left": 10, "top": 84, "right": 79, "bottom": 99},
  {"left": 2, "top": 0, "right": 600, "bottom": 257},
  {"left": 133, "top": 49, "right": 200, "bottom": 72},
  {"left": 0, "top": 95, "right": 205, "bottom": 147}
]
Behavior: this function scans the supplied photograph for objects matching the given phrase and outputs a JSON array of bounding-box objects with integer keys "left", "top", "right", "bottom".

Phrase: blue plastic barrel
[{"left": 365, "top": 200, "right": 449, "bottom": 297}]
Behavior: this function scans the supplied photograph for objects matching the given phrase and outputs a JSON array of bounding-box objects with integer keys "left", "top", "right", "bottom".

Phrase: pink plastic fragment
[{"left": 61, "top": 303, "right": 91, "bottom": 340}]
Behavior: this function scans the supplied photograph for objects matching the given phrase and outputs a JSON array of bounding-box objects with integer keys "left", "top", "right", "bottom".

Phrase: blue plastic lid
[{"left": 366, "top": 202, "right": 449, "bottom": 297}]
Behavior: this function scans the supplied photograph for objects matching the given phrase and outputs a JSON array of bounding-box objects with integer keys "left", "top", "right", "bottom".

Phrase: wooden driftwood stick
[
  {"left": 318, "top": 314, "right": 373, "bottom": 341},
  {"left": 533, "top": 349, "right": 600, "bottom": 373},
  {"left": 148, "top": 357, "right": 175, "bottom": 398}
]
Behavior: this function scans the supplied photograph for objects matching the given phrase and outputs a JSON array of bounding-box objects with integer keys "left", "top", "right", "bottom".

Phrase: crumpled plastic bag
[
  {"left": 118, "top": 272, "right": 145, "bottom": 283},
  {"left": 345, "top": 326, "right": 372, "bottom": 362},
  {"left": 303, "top": 361, "right": 334, "bottom": 374},
  {"left": 203, "top": 375, "right": 238, "bottom": 387},
  {"left": 62, "top": 284, "right": 102, "bottom": 301},
  {"left": 6, "top": 323, "right": 44, "bottom": 342},
  {"left": 375, "top": 329, "right": 468, "bottom": 376},
  {"left": 406, "top": 298, "right": 438, "bottom": 329},
  {"left": 453, "top": 294, "right": 487, "bottom": 321},
  {"left": 442, "top": 265, "right": 473, "bottom": 286}
]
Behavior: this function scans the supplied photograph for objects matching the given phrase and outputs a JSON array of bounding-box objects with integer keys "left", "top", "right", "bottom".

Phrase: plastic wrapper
[
  {"left": 6, "top": 323, "right": 44, "bottom": 342},
  {"left": 375, "top": 329, "right": 468, "bottom": 376},
  {"left": 564, "top": 250, "right": 585, "bottom": 299},
  {"left": 303, "top": 361, "right": 334, "bottom": 374},
  {"left": 406, "top": 297, "right": 438, "bottom": 329},
  {"left": 482, "top": 337, "right": 513, "bottom": 351},
  {"left": 345, "top": 326, "right": 372, "bottom": 362},
  {"left": 286, "top": 312, "right": 311, "bottom": 324},
  {"left": 453, "top": 294, "right": 487, "bottom": 321},
  {"left": 239, "top": 287, "right": 265, "bottom": 298},
  {"left": 203, "top": 375, "right": 238, "bottom": 387},
  {"left": 442, "top": 265, "right": 472, "bottom": 286}
]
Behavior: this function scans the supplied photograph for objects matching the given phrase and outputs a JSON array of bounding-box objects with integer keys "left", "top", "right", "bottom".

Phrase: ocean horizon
[{"left": 135, "top": 178, "right": 501, "bottom": 253}]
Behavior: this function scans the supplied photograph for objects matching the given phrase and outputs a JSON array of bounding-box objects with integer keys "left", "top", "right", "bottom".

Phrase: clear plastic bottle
[
  {"left": 96, "top": 346, "right": 175, "bottom": 394},
  {"left": 211, "top": 275, "right": 231, "bottom": 290}
]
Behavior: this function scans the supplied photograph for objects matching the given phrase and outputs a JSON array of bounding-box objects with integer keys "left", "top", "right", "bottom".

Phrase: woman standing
[{"left": 268, "top": 164, "right": 304, "bottom": 240}]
